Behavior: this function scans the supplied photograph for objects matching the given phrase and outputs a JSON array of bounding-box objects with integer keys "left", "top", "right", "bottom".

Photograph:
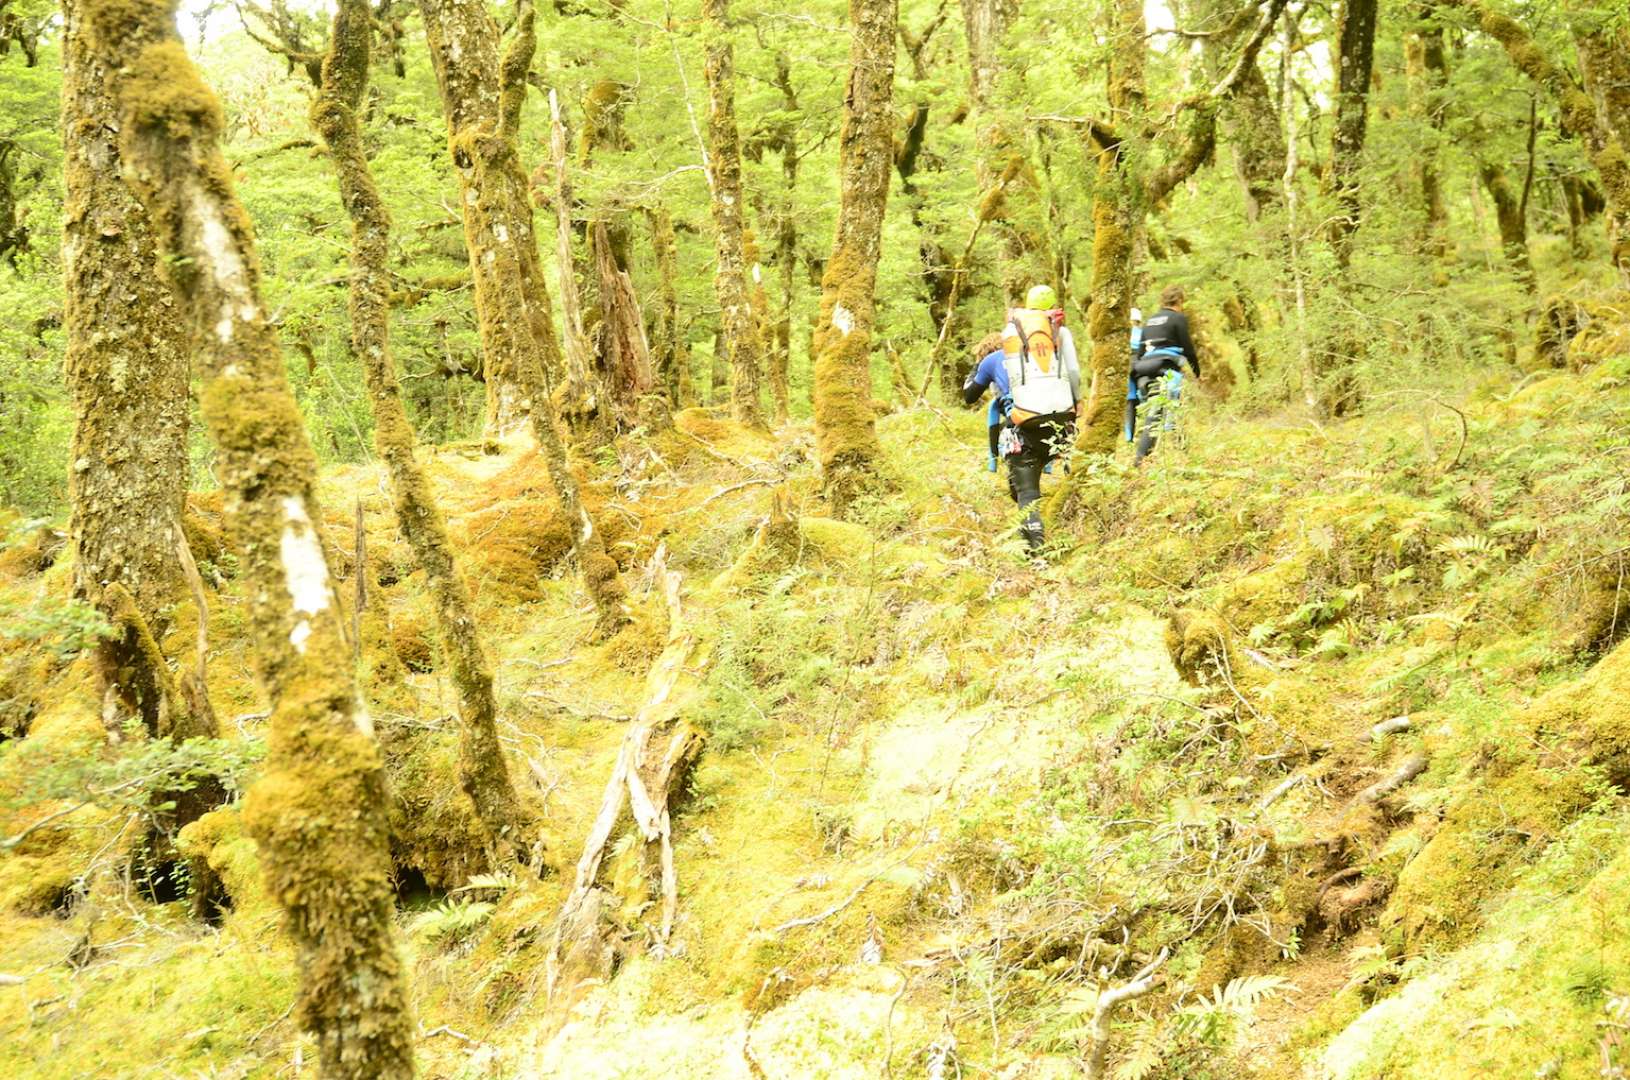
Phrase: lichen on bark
[
  {"left": 61, "top": 0, "right": 190, "bottom": 739},
  {"left": 702, "top": 0, "right": 766, "bottom": 429},
  {"left": 79, "top": 0, "right": 415, "bottom": 1072},
  {"left": 810, "top": 0, "right": 897, "bottom": 512}
]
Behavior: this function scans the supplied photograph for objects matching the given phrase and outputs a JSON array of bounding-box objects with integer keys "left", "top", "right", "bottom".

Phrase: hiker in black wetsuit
[{"left": 1129, "top": 284, "right": 1201, "bottom": 463}]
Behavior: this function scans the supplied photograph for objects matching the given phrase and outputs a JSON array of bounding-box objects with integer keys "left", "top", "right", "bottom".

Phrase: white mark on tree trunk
[
  {"left": 279, "top": 496, "right": 332, "bottom": 655},
  {"left": 832, "top": 304, "right": 854, "bottom": 336},
  {"left": 189, "top": 184, "right": 257, "bottom": 343},
  {"left": 578, "top": 508, "right": 594, "bottom": 543},
  {"left": 751, "top": 263, "right": 762, "bottom": 284}
]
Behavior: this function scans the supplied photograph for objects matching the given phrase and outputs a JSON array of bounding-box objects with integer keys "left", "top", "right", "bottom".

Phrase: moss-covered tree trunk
[
  {"left": 1328, "top": 0, "right": 1378, "bottom": 271},
  {"left": 80, "top": 0, "right": 415, "bottom": 1072},
  {"left": 313, "top": 0, "right": 533, "bottom": 861},
  {"left": 961, "top": 0, "right": 1029, "bottom": 298},
  {"left": 61, "top": 0, "right": 191, "bottom": 740},
  {"left": 1478, "top": 161, "right": 1536, "bottom": 289},
  {"left": 810, "top": 0, "right": 896, "bottom": 511},
  {"left": 419, "top": 0, "right": 629, "bottom": 631},
  {"left": 1405, "top": 3, "right": 1449, "bottom": 261},
  {"left": 1077, "top": 0, "right": 1145, "bottom": 453},
  {"left": 418, "top": 0, "right": 563, "bottom": 435},
  {"left": 1447, "top": 0, "right": 1630, "bottom": 286},
  {"left": 645, "top": 206, "right": 689, "bottom": 407},
  {"left": 1318, "top": 0, "right": 1378, "bottom": 415},
  {"left": 545, "top": 87, "right": 605, "bottom": 436},
  {"left": 769, "top": 50, "right": 799, "bottom": 425},
  {"left": 701, "top": 0, "right": 765, "bottom": 427}
]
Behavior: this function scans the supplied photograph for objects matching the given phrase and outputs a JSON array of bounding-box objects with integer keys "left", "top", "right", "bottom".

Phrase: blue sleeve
[{"left": 977, "top": 351, "right": 1009, "bottom": 395}]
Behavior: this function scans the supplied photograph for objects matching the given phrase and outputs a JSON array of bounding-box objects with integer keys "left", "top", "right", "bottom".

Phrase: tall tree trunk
[
  {"left": 1446, "top": 0, "right": 1630, "bottom": 285},
  {"left": 545, "top": 87, "right": 604, "bottom": 435},
  {"left": 1478, "top": 160, "right": 1536, "bottom": 289},
  {"left": 61, "top": 0, "right": 191, "bottom": 740},
  {"left": 313, "top": 0, "right": 534, "bottom": 861},
  {"left": 1319, "top": 0, "right": 1379, "bottom": 415},
  {"left": 1077, "top": 0, "right": 1146, "bottom": 452},
  {"left": 80, "top": 0, "right": 415, "bottom": 1073},
  {"left": 1405, "top": 3, "right": 1449, "bottom": 260},
  {"left": 769, "top": 50, "right": 798, "bottom": 425},
  {"left": 1572, "top": 15, "right": 1630, "bottom": 281},
  {"left": 644, "top": 206, "right": 689, "bottom": 406},
  {"left": 419, "top": 0, "right": 629, "bottom": 631},
  {"left": 961, "top": 0, "right": 1028, "bottom": 298},
  {"left": 419, "top": 0, "right": 563, "bottom": 435},
  {"left": 811, "top": 0, "right": 897, "bottom": 511},
  {"left": 702, "top": 0, "right": 765, "bottom": 427},
  {"left": 1329, "top": 0, "right": 1378, "bottom": 270}
]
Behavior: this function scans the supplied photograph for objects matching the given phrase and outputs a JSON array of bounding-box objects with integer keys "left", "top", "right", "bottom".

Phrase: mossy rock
[
  {"left": 380, "top": 723, "right": 493, "bottom": 889},
  {"left": 454, "top": 499, "right": 632, "bottom": 605},
  {"left": 0, "top": 523, "right": 67, "bottom": 581},
  {"left": 1385, "top": 638, "right": 1630, "bottom": 947},
  {"left": 176, "top": 805, "right": 270, "bottom": 915},
  {"left": 1165, "top": 608, "right": 1240, "bottom": 688}
]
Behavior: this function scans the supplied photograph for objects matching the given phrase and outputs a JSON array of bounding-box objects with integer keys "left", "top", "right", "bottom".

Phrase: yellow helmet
[{"left": 1025, "top": 284, "right": 1058, "bottom": 310}]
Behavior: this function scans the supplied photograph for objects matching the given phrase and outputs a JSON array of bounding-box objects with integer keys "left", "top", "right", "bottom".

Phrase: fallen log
[{"left": 548, "top": 547, "right": 707, "bottom": 999}]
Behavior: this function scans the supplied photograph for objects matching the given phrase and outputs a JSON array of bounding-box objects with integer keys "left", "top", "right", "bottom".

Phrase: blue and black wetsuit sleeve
[{"left": 962, "top": 351, "right": 1007, "bottom": 406}]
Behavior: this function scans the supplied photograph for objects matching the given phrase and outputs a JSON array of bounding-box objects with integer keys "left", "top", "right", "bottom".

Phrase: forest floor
[{"left": 3, "top": 310, "right": 1630, "bottom": 1079}]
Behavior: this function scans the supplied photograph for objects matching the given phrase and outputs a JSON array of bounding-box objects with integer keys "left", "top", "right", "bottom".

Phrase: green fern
[{"left": 408, "top": 898, "right": 495, "bottom": 943}]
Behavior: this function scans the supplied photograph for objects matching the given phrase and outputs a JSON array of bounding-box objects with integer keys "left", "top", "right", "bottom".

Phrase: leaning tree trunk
[
  {"left": 769, "top": 49, "right": 799, "bottom": 425},
  {"left": 313, "top": 0, "right": 533, "bottom": 860},
  {"left": 80, "top": 0, "right": 414, "bottom": 1074},
  {"left": 811, "top": 0, "right": 897, "bottom": 512},
  {"left": 701, "top": 0, "right": 766, "bottom": 427},
  {"left": 419, "top": 0, "right": 629, "bottom": 632},
  {"left": 61, "top": 0, "right": 193, "bottom": 741}
]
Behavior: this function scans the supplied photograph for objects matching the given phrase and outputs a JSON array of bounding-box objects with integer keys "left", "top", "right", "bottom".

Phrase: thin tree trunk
[
  {"left": 702, "top": 0, "right": 765, "bottom": 427},
  {"left": 313, "top": 0, "right": 534, "bottom": 861},
  {"left": 419, "top": 0, "right": 629, "bottom": 631},
  {"left": 811, "top": 0, "right": 897, "bottom": 511},
  {"left": 61, "top": 0, "right": 192, "bottom": 740},
  {"left": 644, "top": 206, "right": 689, "bottom": 407},
  {"left": 80, "top": 0, "right": 415, "bottom": 1073},
  {"left": 770, "top": 50, "right": 798, "bottom": 425}
]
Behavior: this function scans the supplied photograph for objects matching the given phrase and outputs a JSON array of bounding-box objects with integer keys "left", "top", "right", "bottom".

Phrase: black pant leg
[{"left": 1007, "top": 447, "right": 1045, "bottom": 550}]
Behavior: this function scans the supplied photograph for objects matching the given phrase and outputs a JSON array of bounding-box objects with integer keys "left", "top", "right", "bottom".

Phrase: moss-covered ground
[{"left": 2, "top": 306, "right": 1629, "bottom": 1078}]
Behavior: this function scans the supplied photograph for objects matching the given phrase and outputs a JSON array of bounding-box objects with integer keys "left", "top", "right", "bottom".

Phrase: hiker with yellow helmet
[{"left": 962, "top": 284, "right": 1082, "bottom": 552}]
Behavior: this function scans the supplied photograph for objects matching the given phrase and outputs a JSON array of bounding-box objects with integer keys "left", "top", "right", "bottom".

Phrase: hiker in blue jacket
[{"left": 962, "top": 284, "right": 1082, "bottom": 551}]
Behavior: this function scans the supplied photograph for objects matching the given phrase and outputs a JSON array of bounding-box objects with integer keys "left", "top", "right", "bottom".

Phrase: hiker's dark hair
[{"left": 1160, "top": 283, "right": 1186, "bottom": 306}]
